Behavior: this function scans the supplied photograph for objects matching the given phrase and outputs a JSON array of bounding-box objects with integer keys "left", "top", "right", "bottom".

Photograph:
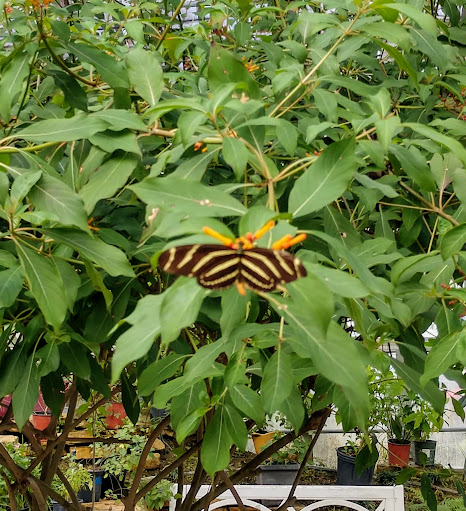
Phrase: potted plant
[
  {"left": 386, "top": 401, "right": 414, "bottom": 467},
  {"left": 140, "top": 479, "right": 174, "bottom": 511},
  {"left": 336, "top": 436, "right": 379, "bottom": 486},
  {"left": 105, "top": 401, "right": 127, "bottom": 430},
  {"left": 51, "top": 458, "right": 92, "bottom": 510},
  {"left": 404, "top": 393, "right": 443, "bottom": 467},
  {"left": 32, "top": 393, "right": 52, "bottom": 431},
  {"left": 251, "top": 429, "right": 276, "bottom": 454}
]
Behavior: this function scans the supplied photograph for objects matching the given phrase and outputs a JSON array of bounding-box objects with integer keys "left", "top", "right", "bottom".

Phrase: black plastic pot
[
  {"left": 414, "top": 440, "right": 436, "bottom": 466},
  {"left": 77, "top": 469, "right": 105, "bottom": 502},
  {"left": 100, "top": 472, "right": 125, "bottom": 498},
  {"left": 257, "top": 463, "right": 299, "bottom": 505},
  {"left": 336, "top": 447, "right": 375, "bottom": 486}
]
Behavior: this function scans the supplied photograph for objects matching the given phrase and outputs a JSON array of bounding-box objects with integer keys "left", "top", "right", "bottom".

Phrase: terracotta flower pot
[
  {"left": 252, "top": 431, "right": 275, "bottom": 454},
  {"left": 388, "top": 439, "right": 411, "bottom": 467},
  {"left": 32, "top": 412, "right": 52, "bottom": 431},
  {"left": 105, "top": 403, "right": 126, "bottom": 429}
]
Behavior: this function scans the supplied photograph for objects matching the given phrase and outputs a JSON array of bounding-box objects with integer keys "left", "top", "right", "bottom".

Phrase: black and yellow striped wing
[{"left": 158, "top": 244, "right": 307, "bottom": 292}]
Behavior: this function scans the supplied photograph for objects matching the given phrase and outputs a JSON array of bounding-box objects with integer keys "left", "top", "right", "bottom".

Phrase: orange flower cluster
[
  {"left": 194, "top": 142, "right": 208, "bottom": 153},
  {"left": 30, "top": 0, "right": 53, "bottom": 10},
  {"left": 242, "top": 58, "right": 259, "bottom": 73}
]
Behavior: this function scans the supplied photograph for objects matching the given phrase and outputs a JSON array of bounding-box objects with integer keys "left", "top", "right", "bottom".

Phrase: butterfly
[{"left": 158, "top": 222, "right": 307, "bottom": 294}]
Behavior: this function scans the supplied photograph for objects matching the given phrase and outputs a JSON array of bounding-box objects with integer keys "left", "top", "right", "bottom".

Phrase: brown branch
[
  {"left": 276, "top": 408, "right": 331, "bottom": 511},
  {"left": 220, "top": 471, "right": 247, "bottom": 511},
  {"left": 22, "top": 386, "right": 119, "bottom": 480},
  {"left": 175, "top": 459, "right": 184, "bottom": 511},
  {"left": 56, "top": 467, "right": 81, "bottom": 509},
  {"left": 135, "top": 441, "right": 202, "bottom": 503},
  {"left": 191, "top": 408, "right": 330, "bottom": 511},
  {"left": 124, "top": 415, "right": 171, "bottom": 509},
  {"left": 179, "top": 451, "right": 206, "bottom": 511},
  {"left": 0, "top": 469, "right": 17, "bottom": 511},
  {"left": 30, "top": 475, "right": 81, "bottom": 511},
  {"left": 0, "top": 442, "right": 24, "bottom": 481},
  {"left": 27, "top": 477, "right": 48, "bottom": 511}
]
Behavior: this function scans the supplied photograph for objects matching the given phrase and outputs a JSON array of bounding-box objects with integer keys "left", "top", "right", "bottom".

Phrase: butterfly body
[{"left": 158, "top": 243, "right": 306, "bottom": 293}]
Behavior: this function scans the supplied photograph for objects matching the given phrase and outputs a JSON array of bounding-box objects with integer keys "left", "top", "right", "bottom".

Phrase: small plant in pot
[
  {"left": 404, "top": 393, "right": 443, "bottom": 467},
  {"left": 140, "top": 479, "right": 174, "bottom": 511},
  {"left": 336, "top": 434, "right": 379, "bottom": 486},
  {"left": 386, "top": 410, "right": 413, "bottom": 467},
  {"left": 51, "top": 458, "right": 92, "bottom": 510}
]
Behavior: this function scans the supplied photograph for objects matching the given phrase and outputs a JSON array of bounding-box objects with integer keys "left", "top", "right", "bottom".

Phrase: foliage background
[{"left": 0, "top": 0, "right": 465, "bottom": 508}]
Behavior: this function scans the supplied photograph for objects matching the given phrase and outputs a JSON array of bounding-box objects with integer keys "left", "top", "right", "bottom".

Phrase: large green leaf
[
  {"left": 0, "top": 341, "right": 28, "bottom": 398},
  {"left": 160, "top": 278, "right": 208, "bottom": 345},
  {"left": 121, "top": 371, "right": 140, "bottom": 424},
  {"left": 126, "top": 48, "right": 164, "bottom": 106},
  {"left": 220, "top": 287, "right": 249, "bottom": 336},
  {"left": 79, "top": 152, "right": 140, "bottom": 214},
  {"left": 44, "top": 228, "right": 135, "bottom": 277},
  {"left": 289, "top": 138, "right": 356, "bottom": 218},
  {"left": 13, "top": 116, "right": 109, "bottom": 142},
  {"left": 12, "top": 354, "right": 39, "bottom": 430},
  {"left": 29, "top": 174, "right": 89, "bottom": 230},
  {"left": 440, "top": 224, "right": 466, "bottom": 259},
  {"left": 0, "top": 265, "right": 24, "bottom": 308},
  {"left": 229, "top": 384, "right": 265, "bottom": 426},
  {"left": 130, "top": 177, "right": 247, "bottom": 217},
  {"left": 138, "top": 353, "right": 187, "bottom": 396},
  {"left": 0, "top": 50, "right": 32, "bottom": 121},
  {"left": 48, "top": 70, "right": 88, "bottom": 112},
  {"left": 16, "top": 245, "right": 67, "bottom": 330},
  {"left": 200, "top": 406, "right": 233, "bottom": 476},
  {"left": 59, "top": 342, "right": 91, "bottom": 380},
  {"left": 261, "top": 344, "right": 294, "bottom": 413},
  {"left": 421, "top": 332, "right": 466, "bottom": 385},
  {"left": 67, "top": 42, "right": 129, "bottom": 89},
  {"left": 277, "top": 385, "right": 305, "bottom": 432},
  {"left": 171, "top": 381, "right": 208, "bottom": 431},
  {"left": 112, "top": 295, "right": 162, "bottom": 382}
]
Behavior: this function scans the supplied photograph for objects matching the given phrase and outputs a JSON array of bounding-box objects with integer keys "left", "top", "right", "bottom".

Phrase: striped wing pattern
[{"left": 158, "top": 244, "right": 307, "bottom": 292}]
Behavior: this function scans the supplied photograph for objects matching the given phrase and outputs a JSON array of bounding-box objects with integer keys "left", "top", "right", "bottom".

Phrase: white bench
[{"left": 170, "top": 484, "right": 405, "bottom": 511}]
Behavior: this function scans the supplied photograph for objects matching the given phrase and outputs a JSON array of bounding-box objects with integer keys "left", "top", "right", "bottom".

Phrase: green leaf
[
  {"left": 229, "top": 384, "right": 265, "bottom": 426},
  {"left": 130, "top": 177, "right": 247, "bottom": 217},
  {"left": 36, "top": 343, "right": 60, "bottom": 377},
  {"left": 289, "top": 138, "right": 357, "bottom": 218},
  {"left": 44, "top": 228, "right": 135, "bottom": 277},
  {"left": 391, "top": 358, "right": 445, "bottom": 414},
  {"left": 403, "top": 123, "right": 466, "bottom": 166},
  {"left": 0, "top": 50, "right": 32, "bottom": 121},
  {"left": 54, "top": 258, "right": 80, "bottom": 312},
  {"left": 313, "top": 89, "right": 337, "bottom": 122},
  {"left": 172, "top": 150, "right": 217, "bottom": 181},
  {"left": 420, "top": 473, "right": 437, "bottom": 511},
  {"left": 277, "top": 385, "right": 305, "bottom": 432},
  {"left": 79, "top": 152, "right": 140, "bottom": 214},
  {"left": 83, "top": 259, "right": 113, "bottom": 311},
  {"left": 440, "top": 223, "right": 466, "bottom": 259},
  {"left": 0, "top": 342, "right": 28, "bottom": 398},
  {"left": 201, "top": 406, "right": 232, "bottom": 477},
  {"left": 48, "top": 70, "right": 88, "bottom": 112},
  {"left": 421, "top": 332, "right": 465, "bottom": 385},
  {"left": 30, "top": 174, "right": 89, "bottom": 230},
  {"left": 14, "top": 116, "right": 109, "bottom": 143},
  {"left": 11, "top": 171, "right": 42, "bottom": 205},
  {"left": 376, "top": 42, "right": 418, "bottom": 85},
  {"left": 176, "top": 407, "right": 209, "bottom": 444},
  {"left": 171, "top": 381, "right": 208, "bottom": 430},
  {"left": 0, "top": 266, "right": 24, "bottom": 308},
  {"left": 261, "top": 344, "right": 294, "bottom": 413},
  {"left": 410, "top": 28, "right": 446, "bottom": 71},
  {"left": 126, "top": 48, "right": 164, "bottom": 106},
  {"left": 160, "top": 278, "right": 208, "bottom": 345},
  {"left": 138, "top": 353, "right": 187, "bottom": 396},
  {"left": 121, "top": 370, "right": 140, "bottom": 425},
  {"left": 220, "top": 287, "right": 249, "bottom": 336},
  {"left": 16, "top": 245, "right": 67, "bottom": 330},
  {"left": 304, "top": 263, "right": 369, "bottom": 298},
  {"left": 67, "top": 42, "right": 129, "bottom": 89},
  {"left": 112, "top": 295, "right": 162, "bottom": 382},
  {"left": 389, "top": 145, "right": 436, "bottom": 192},
  {"left": 59, "top": 342, "right": 91, "bottom": 380},
  {"left": 89, "top": 130, "right": 141, "bottom": 155},
  {"left": 223, "top": 403, "right": 248, "bottom": 450},
  {"left": 0, "top": 171, "right": 9, "bottom": 207},
  {"left": 12, "top": 355, "right": 39, "bottom": 430},
  {"left": 223, "top": 137, "right": 249, "bottom": 181},
  {"left": 41, "top": 372, "right": 65, "bottom": 416},
  {"left": 90, "top": 109, "right": 147, "bottom": 132},
  {"left": 276, "top": 121, "right": 298, "bottom": 156},
  {"left": 384, "top": 3, "right": 437, "bottom": 36}
]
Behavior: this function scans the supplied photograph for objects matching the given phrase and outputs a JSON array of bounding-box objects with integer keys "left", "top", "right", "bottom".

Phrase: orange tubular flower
[
  {"left": 272, "top": 233, "right": 306, "bottom": 250},
  {"left": 236, "top": 281, "right": 247, "bottom": 296},
  {"left": 253, "top": 220, "right": 275, "bottom": 240},
  {"left": 202, "top": 226, "right": 235, "bottom": 247}
]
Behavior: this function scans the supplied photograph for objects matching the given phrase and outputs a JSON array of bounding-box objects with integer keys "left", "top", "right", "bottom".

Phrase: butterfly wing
[
  {"left": 239, "top": 248, "right": 306, "bottom": 292},
  {"left": 158, "top": 244, "right": 239, "bottom": 290}
]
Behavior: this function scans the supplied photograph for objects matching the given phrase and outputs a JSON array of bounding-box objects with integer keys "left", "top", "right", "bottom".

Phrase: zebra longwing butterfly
[{"left": 158, "top": 243, "right": 307, "bottom": 293}]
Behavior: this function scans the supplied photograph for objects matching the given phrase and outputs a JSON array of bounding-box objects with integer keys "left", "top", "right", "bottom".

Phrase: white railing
[{"left": 170, "top": 484, "right": 405, "bottom": 511}]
